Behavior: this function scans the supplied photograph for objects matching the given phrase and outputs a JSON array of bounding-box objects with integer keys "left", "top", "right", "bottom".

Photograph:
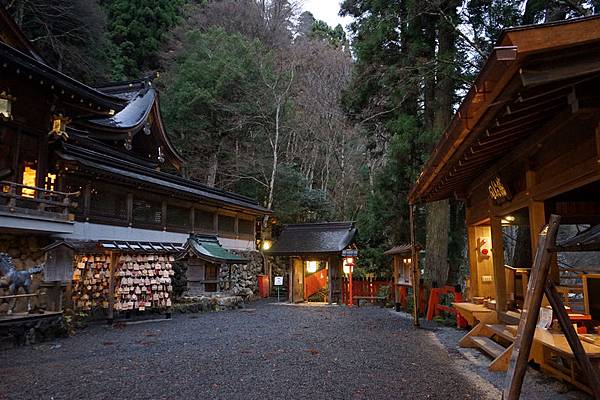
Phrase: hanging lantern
[
  {"left": 0, "top": 91, "right": 15, "bottom": 120},
  {"left": 157, "top": 146, "right": 165, "bottom": 163},
  {"left": 306, "top": 261, "right": 318, "bottom": 273},
  {"left": 49, "top": 114, "right": 70, "bottom": 140}
]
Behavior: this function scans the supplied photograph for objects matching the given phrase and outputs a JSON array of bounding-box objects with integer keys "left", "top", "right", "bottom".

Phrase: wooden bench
[
  {"left": 353, "top": 296, "right": 386, "bottom": 307},
  {"left": 506, "top": 325, "right": 600, "bottom": 394}
]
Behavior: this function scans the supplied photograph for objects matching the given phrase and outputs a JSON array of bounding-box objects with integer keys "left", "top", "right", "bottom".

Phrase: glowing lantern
[
  {"left": 343, "top": 257, "right": 355, "bottom": 275},
  {"left": 0, "top": 91, "right": 15, "bottom": 120},
  {"left": 307, "top": 261, "right": 318, "bottom": 273},
  {"left": 50, "top": 115, "right": 70, "bottom": 140},
  {"left": 261, "top": 240, "right": 272, "bottom": 251}
]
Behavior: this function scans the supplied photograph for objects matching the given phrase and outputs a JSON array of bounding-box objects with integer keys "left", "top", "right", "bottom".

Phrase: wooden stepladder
[{"left": 504, "top": 215, "right": 600, "bottom": 399}]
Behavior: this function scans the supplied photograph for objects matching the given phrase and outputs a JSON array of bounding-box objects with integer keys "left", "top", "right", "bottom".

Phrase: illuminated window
[
  {"left": 45, "top": 173, "right": 56, "bottom": 191},
  {"left": 22, "top": 165, "right": 36, "bottom": 198}
]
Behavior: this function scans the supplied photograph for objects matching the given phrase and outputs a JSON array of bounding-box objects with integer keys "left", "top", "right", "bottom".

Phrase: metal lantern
[{"left": 0, "top": 91, "right": 15, "bottom": 120}]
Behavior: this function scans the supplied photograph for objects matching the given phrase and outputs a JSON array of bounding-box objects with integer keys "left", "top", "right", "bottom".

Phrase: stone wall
[
  {"left": 0, "top": 235, "right": 49, "bottom": 313},
  {"left": 219, "top": 250, "right": 264, "bottom": 298},
  {"left": 269, "top": 256, "right": 290, "bottom": 279}
]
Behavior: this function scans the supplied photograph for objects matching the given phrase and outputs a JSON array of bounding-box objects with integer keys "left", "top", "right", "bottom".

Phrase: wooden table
[
  {"left": 452, "top": 302, "right": 494, "bottom": 326},
  {"left": 507, "top": 325, "right": 600, "bottom": 393}
]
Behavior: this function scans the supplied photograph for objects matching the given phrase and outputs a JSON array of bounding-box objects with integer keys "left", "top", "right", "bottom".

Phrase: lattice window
[
  {"left": 218, "top": 214, "right": 235, "bottom": 234},
  {"left": 167, "top": 204, "right": 190, "bottom": 228},
  {"left": 133, "top": 198, "right": 162, "bottom": 226},
  {"left": 195, "top": 209, "right": 214, "bottom": 232},
  {"left": 238, "top": 218, "right": 254, "bottom": 235},
  {"left": 90, "top": 183, "right": 127, "bottom": 220}
]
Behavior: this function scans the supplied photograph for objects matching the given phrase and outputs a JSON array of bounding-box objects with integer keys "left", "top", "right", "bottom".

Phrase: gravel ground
[{"left": 0, "top": 302, "right": 588, "bottom": 400}]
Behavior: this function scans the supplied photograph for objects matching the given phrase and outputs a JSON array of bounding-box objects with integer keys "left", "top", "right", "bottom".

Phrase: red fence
[{"left": 341, "top": 279, "right": 392, "bottom": 305}]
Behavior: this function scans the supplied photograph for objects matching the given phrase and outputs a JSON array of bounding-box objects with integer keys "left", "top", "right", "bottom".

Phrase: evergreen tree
[{"left": 105, "top": 0, "right": 184, "bottom": 79}]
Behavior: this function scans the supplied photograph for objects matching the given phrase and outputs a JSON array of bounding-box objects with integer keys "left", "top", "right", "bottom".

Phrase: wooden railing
[{"left": 0, "top": 180, "right": 79, "bottom": 219}]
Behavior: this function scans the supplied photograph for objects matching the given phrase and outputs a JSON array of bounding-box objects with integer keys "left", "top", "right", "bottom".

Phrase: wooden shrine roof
[
  {"left": 267, "top": 222, "right": 357, "bottom": 256},
  {"left": 383, "top": 243, "right": 421, "bottom": 257},
  {"left": 181, "top": 234, "right": 248, "bottom": 264},
  {"left": 409, "top": 15, "right": 600, "bottom": 204},
  {"left": 56, "top": 142, "right": 271, "bottom": 214},
  {"left": 43, "top": 240, "right": 185, "bottom": 254}
]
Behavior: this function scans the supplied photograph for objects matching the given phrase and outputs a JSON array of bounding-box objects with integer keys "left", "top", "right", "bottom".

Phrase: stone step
[
  {"left": 486, "top": 324, "right": 516, "bottom": 342},
  {"left": 471, "top": 336, "right": 506, "bottom": 359}
]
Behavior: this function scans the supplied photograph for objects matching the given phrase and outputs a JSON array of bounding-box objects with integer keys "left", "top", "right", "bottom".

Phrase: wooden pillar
[
  {"left": 491, "top": 215, "right": 507, "bottom": 312},
  {"left": 327, "top": 256, "right": 333, "bottom": 305},
  {"left": 467, "top": 224, "right": 479, "bottom": 299},
  {"left": 409, "top": 203, "right": 420, "bottom": 327},
  {"left": 526, "top": 170, "right": 558, "bottom": 284}
]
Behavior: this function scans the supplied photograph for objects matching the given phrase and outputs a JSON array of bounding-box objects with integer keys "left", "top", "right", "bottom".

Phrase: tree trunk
[
  {"left": 206, "top": 151, "right": 218, "bottom": 188},
  {"left": 262, "top": 99, "right": 281, "bottom": 227},
  {"left": 426, "top": 199, "right": 451, "bottom": 287},
  {"left": 424, "top": 0, "right": 458, "bottom": 288}
]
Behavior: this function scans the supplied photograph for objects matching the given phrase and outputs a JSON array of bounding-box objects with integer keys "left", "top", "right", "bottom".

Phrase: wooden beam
[
  {"left": 468, "top": 109, "right": 574, "bottom": 197},
  {"left": 504, "top": 215, "right": 561, "bottom": 400},
  {"left": 490, "top": 215, "right": 507, "bottom": 312},
  {"left": 545, "top": 281, "right": 600, "bottom": 399}
]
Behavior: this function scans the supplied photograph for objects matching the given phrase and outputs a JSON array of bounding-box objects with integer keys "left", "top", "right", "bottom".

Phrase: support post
[
  {"left": 490, "top": 215, "right": 507, "bottom": 312},
  {"left": 504, "top": 215, "right": 560, "bottom": 400},
  {"left": 327, "top": 256, "right": 333, "bottom": 305},
  {"left": 409, "top": 203, "right": 420, "bottom": 327}
]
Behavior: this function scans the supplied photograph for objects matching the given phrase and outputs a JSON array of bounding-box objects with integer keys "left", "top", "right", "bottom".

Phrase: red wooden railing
[{"left": 341, "top": 278, "right": 392, "bottom": 305}]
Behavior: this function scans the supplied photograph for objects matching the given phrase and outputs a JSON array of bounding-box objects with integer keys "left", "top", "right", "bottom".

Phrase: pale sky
[{"left": 301, "top": 0, "right": 353, "bottom": 30}]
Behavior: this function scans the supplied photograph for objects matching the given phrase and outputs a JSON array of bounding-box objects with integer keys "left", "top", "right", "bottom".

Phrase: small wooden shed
[
  {"left": 385, "top": 244, "right": 416, "bottom": 310},
  {"left": 266, "top": 222, "right": 357, "bottom": 304},
  {"left": 179, "top": 234, "right": 248, "bottom": 294}
]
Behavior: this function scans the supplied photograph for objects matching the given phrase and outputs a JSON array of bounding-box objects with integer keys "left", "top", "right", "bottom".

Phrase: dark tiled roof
[
  {"left": 383, "top": 243, "right": 422, "bottom": 256},
  {"left": 0, "top": 41, "right": 126, "bottom": 111},
  {"left": 56, "top": 142, "right": 270, "bottom": 214},
  {"left": 267, "top": 222, "right": 357, "bottom": 256},
  {"left": 87, "top": 85, "right": 155, "bottom": 130}
]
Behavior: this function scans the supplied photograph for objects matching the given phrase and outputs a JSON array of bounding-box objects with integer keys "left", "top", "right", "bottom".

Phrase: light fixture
[
  {"left": 49, "top": 115, "right": 70, "bottom": 140},
  {"left": 157, "top": 146, "right": 165, "bottom": 163},
  {"left": 307, "top": 261, "right": 318, "bottom": 273},
  {"left": 505, "top": 215, "right": 515, "bottom": 222},
  {"left": 261, "top": 240, "right": 272, "bottom": 251},
  {"left": 343, "top": 257, "right": 355, "bottom": 275},
  {"left": 0, "top": 91, "right": 15, "bottom": 120},
  {"left": 143, "top": 122, "right": 151, "bottom": 135}
]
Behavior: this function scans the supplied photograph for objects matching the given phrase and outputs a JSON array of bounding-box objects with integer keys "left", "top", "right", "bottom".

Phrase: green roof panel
[{"left": 183, "top": 234, "right": 248, "bottom": 264}]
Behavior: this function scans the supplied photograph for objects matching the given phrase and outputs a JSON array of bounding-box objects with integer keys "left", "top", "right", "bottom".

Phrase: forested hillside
[{"left": 4, "top": 0, "right": 599, "bottom": 282}]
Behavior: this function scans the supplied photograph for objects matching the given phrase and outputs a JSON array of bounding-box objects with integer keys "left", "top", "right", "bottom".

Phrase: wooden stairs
[{"left": 459, "top": 321, "right": 517, "bottom": 372}]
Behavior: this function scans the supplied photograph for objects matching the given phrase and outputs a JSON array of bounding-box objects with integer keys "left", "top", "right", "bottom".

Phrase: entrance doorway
[{"left": 292, "top": 258, "right": 304, "bottom": 302}]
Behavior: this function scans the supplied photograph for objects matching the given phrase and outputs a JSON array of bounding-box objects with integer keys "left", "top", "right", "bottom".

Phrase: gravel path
[{"left": 0, "top": 301, "right": 552, "bottom": 400}]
